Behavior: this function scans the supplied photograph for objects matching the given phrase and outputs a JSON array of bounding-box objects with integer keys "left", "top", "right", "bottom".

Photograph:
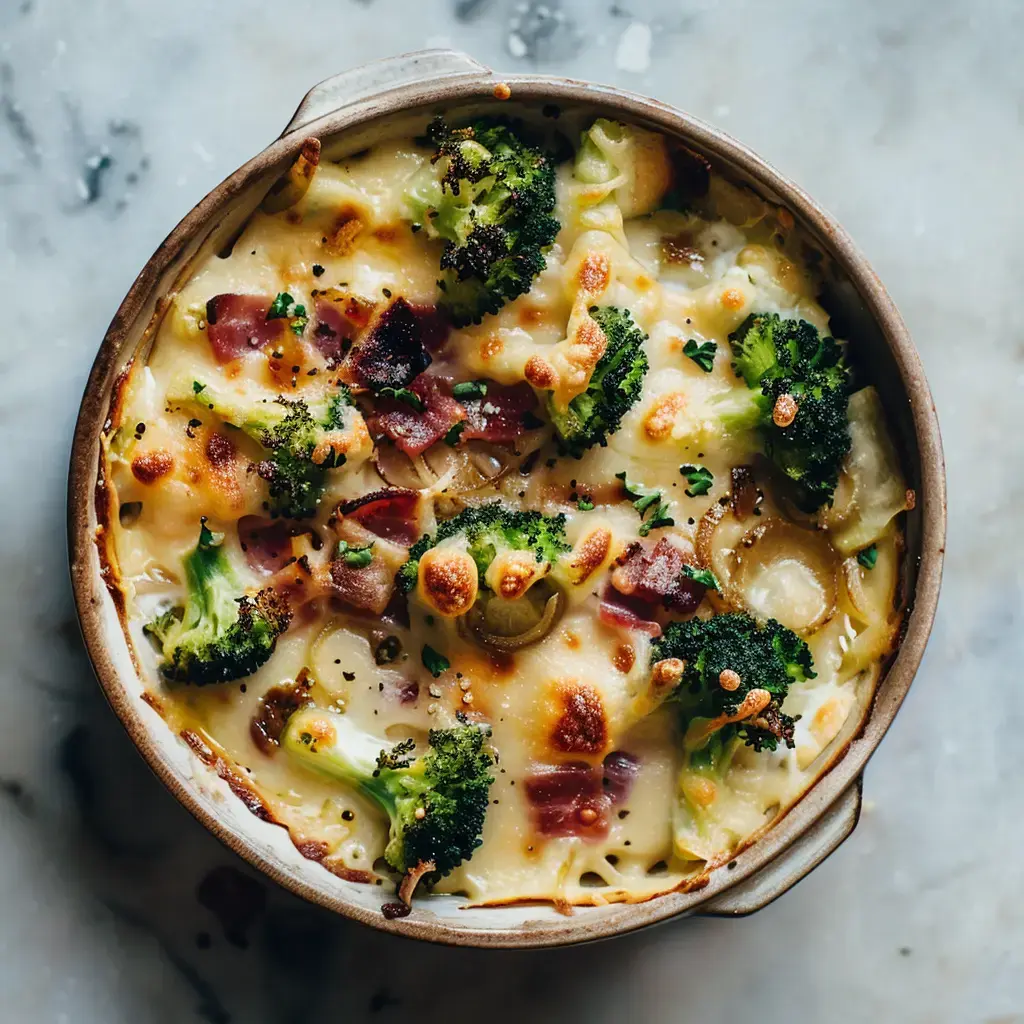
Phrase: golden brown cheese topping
[{"left": 100, "top": 112, "right": 909, "bottom": 910}]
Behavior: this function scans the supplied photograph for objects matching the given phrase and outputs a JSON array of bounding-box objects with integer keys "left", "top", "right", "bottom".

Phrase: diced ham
[
  {"left": 328, "top": 557, "right": 396, "bottom": 617},
  {"left": 523, "top": 762, "right": 610, "bottom": 841},
  {"left": 238, "top": 516, "right": 299, "bottom": 575},
  {"left": 601, "top": 751, "right": 639, "bottom": 805},
  {"left": 311, "top": 296, "right": 353, "bottom": 365},
  {"left": 611, "top": 538, "right": 706, "bottom": 614},
  {"left": 349, "top": 298, "right": 433, "bottom": 391},
  {"left": 599, "top": 585, "right": 662, "bottom": 638},
  {"left": 338, "top": 489, "right": 420, "bottom": 547},
  {"left": 372, "top": 374, "right": 465, "bottom": 458},
  {"left": 460, "top": 381, "right": 538, "bottom": 445},
  {"left": 205, "top": 294, "right": 286, "bottom": 363}
]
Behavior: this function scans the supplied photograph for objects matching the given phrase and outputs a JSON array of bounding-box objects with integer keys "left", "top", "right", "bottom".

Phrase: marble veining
[{"left": 0, "top": 0, "right": 1021, "bottom": 1021}]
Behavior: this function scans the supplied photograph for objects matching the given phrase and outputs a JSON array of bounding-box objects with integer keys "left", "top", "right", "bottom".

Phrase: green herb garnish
[
  {"left": 379, "top": 387, "right": 425, "bottom": 412},
  {"left": 857, "top": 545, "right": 878, "bottom": 570},
  {"left": 683, "top": 339, "right": 717, "bottom": 373},
  {"left": 452, "top": 380, "right": 488, "bottom": 400},
  {"left": 616, "top": 471, "right": 675, "bottom": 537},
  {"left": 680, "top": 564, "right": 720, "bottom": 590},
  {"left": 680, "top": 464, "right": 714, "bottom": 497},
  {"left": 336, "top": 540, "right": 374, "bottom": 568},
  {"left": 422, "top": 645, "right": 450, "bottom": 678}
]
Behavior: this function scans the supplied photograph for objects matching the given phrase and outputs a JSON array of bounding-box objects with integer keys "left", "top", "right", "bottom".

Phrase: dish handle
[
  {"left": 698, "top": 776, "right": 863, "bottom": 917},
  {"left": 281, "top": 50, "right": 492, "bottom": 137}
]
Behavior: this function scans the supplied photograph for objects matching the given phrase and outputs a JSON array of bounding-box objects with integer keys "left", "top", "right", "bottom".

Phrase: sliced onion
[
  {"left": 733, "top": 519, "right": 838, "bottom": 634},
  {"left": 372, "top": 443, "right": 432, "bottom": 490},
  {"left": 462, "top": 581, "right": 566, "bottom": 652}
]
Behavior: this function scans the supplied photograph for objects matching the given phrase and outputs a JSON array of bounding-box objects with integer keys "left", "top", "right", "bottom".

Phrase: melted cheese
[{"left": 103, "top": 120, "right": 906, "bottom": 909}]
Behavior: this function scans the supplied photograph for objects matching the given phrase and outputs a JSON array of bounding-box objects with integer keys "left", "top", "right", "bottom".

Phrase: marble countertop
[{"left": 1, "top": 0, "right": 1020, "bottom": 1020}]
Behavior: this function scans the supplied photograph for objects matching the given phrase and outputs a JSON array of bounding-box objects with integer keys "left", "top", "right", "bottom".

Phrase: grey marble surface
[{"left": 1, "top": 0, "right": 1020, "bottom": 1020}]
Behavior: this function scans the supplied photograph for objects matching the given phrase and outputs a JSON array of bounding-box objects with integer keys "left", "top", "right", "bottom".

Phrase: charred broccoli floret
[
  {"left": 397, "top": 503, "right": 570, "bottom": 595},
  {"left": 547, "top": 305, "right": 650, "bottom": 457},
  {"left": 282, "top": 710, "right": 494, "bottom": 892},
  {"left": 716, "top": 313, "right": 852, "bottom": 510},
  {"left": 254, "top": 392, "right": 354, "bottom": 519},
  {"left": 144, "top": 521, "right": 290, "bottom": 684},
  {"left": 174, "top": 381, "right": 356, "bottom": 519},
  {"left": 407, "top": 116, "right": 559, "bottom": 326},
  {"left": 652, "top": 612, "right": 814, "bottom": 753}
]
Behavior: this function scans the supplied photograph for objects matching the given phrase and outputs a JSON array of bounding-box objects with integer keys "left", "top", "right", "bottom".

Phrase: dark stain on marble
[
  {"left": 507, "top": 0, "right": 582, "bottom": 63},
  {"left": 263, "top": 905, "right": 339, "bottom": 972},
  {"left": 104, "top": 900, "right": 232, "bottom": 1024},
  {"left": 454, "top": 0, "right": 492, "bottom": 20},
  {"left": 0, "top": 62, "right": 40, "bottom": 166},
  {"left": 62, "top": 101, "right": 150, "bottom": 215},
  {"left": 0, "top": 777, "right": 35, "bottom": 816},
  {"left": 369, "top": 988, "right": 402, "bottom": 1014},
  {"left": 196, "top": 865, "right": 268, "bottom": 950}
]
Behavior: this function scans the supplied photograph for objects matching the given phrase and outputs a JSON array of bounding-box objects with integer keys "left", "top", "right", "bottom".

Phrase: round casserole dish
[{"left": 68, "top": 49, "right": 945, "bottom": 948}]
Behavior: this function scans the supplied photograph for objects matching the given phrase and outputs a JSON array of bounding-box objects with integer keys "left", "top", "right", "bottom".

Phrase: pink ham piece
[
  {"left": 205, "top": 294, "right": 286, "bottom": 363},
  {"left": 459, "top": 381, "right": 538, "bottom": 445},
  {"left": 523, "top": 762, "right": 610, "bottom": 841},
  {"left": 328, "top": 557, "right": 395, "bottom": 617},
  {"left": 372, "top": 374, "right": 466, "bottom": 458},
  {"left": 237, "top": 517, "right": 299, "bottom": 575},
  {"left": 311, "top": 296, "right": 352, "bottom": 365},
  {"left": 349, "top": 298, "right": 433, "bottom": 391},
  {"left": 338, "top": 488, "right": 420, "bottom": 547},
  {"left": 601, "top": 751, "right": 639, "bottom": 805},
  {"left": 598, "top": 585, "right": 662, "bottom": 638},
  {"left": 611, "top": 538, "right": 706, "bottom": 614}
]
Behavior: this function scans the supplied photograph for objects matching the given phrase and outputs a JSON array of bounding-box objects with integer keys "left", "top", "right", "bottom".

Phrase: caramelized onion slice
[
  {"left": 841, "top": 528, "right": 900, "bottom": 625},
  {"left": 462, "top": 580, "right": 566, "bottom": 652},
  {"left": 732, "top": 519, "right": 839, "bottom": 634}
]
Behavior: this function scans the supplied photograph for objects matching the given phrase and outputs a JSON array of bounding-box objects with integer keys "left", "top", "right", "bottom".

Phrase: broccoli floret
[
  {"left": 397, "top": 503, "right": 570, "bottom": 595},
  {"left": 144, "top": 521, "right": 290, "bottom": 684},
  {"left": 652, "top": 611, "right": 814, "bottom": 753},
  {"left": 407, "top": 116, "right": 559, "bottom": 326},
  {"left": 255, "top": 392, "right": 353, "bottom": 519},
  {"left": 174, "top": 380, "right": 355, "bottom": 519},
  {"left": 547, "top": 306, "right": 650, "bottom": 457},
  {"left": 718, "top": 313, "right": 852, "bottom": 510},
  {"left": 651, "top": 612, "right": 815, "bottom": 862},
  {"left": 282, "top": 709, "right": 494, "bottom": 890}
]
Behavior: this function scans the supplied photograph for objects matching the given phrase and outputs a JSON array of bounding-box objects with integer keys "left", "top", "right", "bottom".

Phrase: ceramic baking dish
[{"left": 68, "top": 49, "right": 945, "bottom": 947}]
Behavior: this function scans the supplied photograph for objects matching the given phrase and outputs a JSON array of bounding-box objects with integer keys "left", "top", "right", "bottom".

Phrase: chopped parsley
[
  {"left": 422, "top": 644, "right": 450, "bottom": 678},
  {"left": 616, "top": 472, "right": 675, "bottom": 537},
  {"left": 192, "top": 380, "right": 206, "bottom": 394},
  {"left": 289, "top": 304, "right": 308, "bottom": 335},
  {"left": 683, "top": 339, "right": 717, "bottom": 373},
  {"left": 378, "top": 387, "right": 425, "bottom": 412},
  {"left": 336, "top": 540, "right": 374, "bottom": 568},
  {"left": 577, "top": 496, "right": 595, "bottom": 511},
  {"left": 267, "top": 291, "right": 308, "bottom": 335},
  {"left": 680, "top": 464, "right": 714, "bottom": 497},
  {"left": 680, "top": 564, "right": 720, "bottom": 590},
  {"left": 444, "top": 421, "right": 466, "bottom": 446},
  {"left": 267, "top": 292, "right": 294, "bottom": 319},
  {"left": 452, "top": 380, "right": 488, "bottom": 400},
  {"left": 857, "top": 544, "right": 878, "bottom": 570}
]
